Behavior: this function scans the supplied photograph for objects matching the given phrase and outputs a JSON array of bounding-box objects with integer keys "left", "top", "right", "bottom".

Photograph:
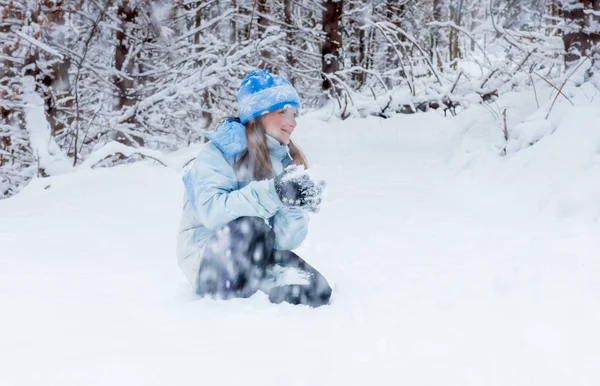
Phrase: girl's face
[{"left": 261, "top": 108, "right": 298, "bottom": 145}]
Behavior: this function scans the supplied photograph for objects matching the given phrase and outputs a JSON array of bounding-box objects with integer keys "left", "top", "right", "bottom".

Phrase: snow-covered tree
[{"left": 1, "top": 0, "right": 597, "bottom": 198}]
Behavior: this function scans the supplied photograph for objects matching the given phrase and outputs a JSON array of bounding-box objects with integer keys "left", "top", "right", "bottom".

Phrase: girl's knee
[{"left": 231, "top": 216, "right": 271, "bottom": 233}]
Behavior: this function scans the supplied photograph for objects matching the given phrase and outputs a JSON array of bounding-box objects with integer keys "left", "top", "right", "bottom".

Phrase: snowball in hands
[{"left": 274, "top": 165, "right": 325, "bottom": 213}]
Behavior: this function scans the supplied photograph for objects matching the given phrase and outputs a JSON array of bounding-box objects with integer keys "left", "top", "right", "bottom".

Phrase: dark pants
[{"left": 196, "top": 216, "right": 332, "bottom": 307}]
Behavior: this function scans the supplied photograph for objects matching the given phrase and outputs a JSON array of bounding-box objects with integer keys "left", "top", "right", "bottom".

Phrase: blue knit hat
[{"left": 237, "top": 69, "right": 301, "bottom": 124}]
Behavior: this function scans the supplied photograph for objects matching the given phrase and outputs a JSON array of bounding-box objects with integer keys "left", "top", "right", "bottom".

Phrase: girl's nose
[{"left": 284, "top": 115, "right": 296, "bottom": 128}]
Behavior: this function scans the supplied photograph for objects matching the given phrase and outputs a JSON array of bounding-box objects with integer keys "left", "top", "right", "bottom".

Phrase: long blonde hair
[{"left": 219, "top": 117, "right": 308, "bottom": 181}]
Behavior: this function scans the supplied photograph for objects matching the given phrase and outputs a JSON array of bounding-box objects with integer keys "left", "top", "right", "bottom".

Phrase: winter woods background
[{"left": 1, "top": 0, "right": 599, "bottom": 199}]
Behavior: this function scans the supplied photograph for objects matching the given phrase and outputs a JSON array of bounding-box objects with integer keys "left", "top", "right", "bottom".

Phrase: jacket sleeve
[
  {"left": 183, "top": 144, "right": 283, "bottom": 231},
  {"left": 272, "top": 207, "right": 309, "bottom": 250}
]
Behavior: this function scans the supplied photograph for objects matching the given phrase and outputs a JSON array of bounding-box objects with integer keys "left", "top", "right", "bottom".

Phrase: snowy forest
[
  {"left": 1, "top": 0, "right": 599, "bottom": 197},
  {"left": 3, "top": 2, "right": 600, "bottom": 383}
]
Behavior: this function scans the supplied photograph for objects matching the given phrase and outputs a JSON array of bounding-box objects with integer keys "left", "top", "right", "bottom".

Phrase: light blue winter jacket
[{"left": 176, "top": 119, "right": 309, "bottom": 287}]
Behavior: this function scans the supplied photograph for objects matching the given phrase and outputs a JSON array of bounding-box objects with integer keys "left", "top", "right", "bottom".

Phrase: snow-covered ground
[{"left": 1, "top": 85, "right": 600, "bottom": 385}]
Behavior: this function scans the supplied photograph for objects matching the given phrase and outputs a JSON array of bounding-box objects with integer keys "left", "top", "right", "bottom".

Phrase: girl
[{"left": 177, "top": 69, "right": 332, "bottom": 307}]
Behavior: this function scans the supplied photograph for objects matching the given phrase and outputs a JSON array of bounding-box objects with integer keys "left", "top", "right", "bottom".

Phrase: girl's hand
[{"left": 274, "top": 165, "right": 325, "bottom": 213}]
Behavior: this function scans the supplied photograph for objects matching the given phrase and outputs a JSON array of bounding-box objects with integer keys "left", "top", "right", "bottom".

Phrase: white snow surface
[{"left": 2, "top": 86, "right": 600, "bottom": 385}]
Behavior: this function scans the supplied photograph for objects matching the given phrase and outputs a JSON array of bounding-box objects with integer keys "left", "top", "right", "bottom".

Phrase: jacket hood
[
  {"left": 207, "top": 119, "right": 290, "bottom": 161},
  {"left": 206, "top": 119, "right": 247, "bottom": 158}
]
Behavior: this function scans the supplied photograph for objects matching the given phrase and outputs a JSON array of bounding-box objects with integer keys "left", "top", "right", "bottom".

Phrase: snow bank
[{"left": 1, "top": 83, "right": 600, "bottom": 386}]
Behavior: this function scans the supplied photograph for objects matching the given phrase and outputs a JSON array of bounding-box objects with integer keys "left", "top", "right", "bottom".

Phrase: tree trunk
[
  {"left": 114, "top": 0, "right": 143, "bottom": 146},
  {"left": 115, "top": 0, "right": 137, "bottom": 110},
  {"left": 385, "top": 0, "right": 406, "bottom": 88},
  {"left": 559, "top": 0, "right": 600, "bottom": 67},
  {"left": 470, "top": 2, "right": 481, "bottom": 52},
  {"left": 449, "top": 0, "right": 463, "bottom": 69},
  {"left": 364, "top": 12, "right": 374, "bottom": 78},
  {"left": 346, "top": 0, "right": 366, "bottom": 86},
  {"left": 238, "top": 0, "right": 252, "bottom": 42},
  {"left": 431, "top": 0, "right": 444, "bottom": 68},
  {"left": 283, "top": 0, "right": 296, "bottom": 84},
  {"left": 322, "top": 0, "right": 343, "bottom": 92},
  {"left": 41, "top": 0, "right": 73, "bottom": 138},
  {"left": 231, "top": 0, "right": 238, "bottom": 43},
  {"left": 195, "top": 4, "right": 202, "bottom": 58},
  {"left": 257, "top": 0, "right": 272, "bottom": 70},
  {"left": 190, "top": 2, "right": 213, "bottom": 129},
  {"left": 0, "top": 2, "right": 18, "bottom": 121}
]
